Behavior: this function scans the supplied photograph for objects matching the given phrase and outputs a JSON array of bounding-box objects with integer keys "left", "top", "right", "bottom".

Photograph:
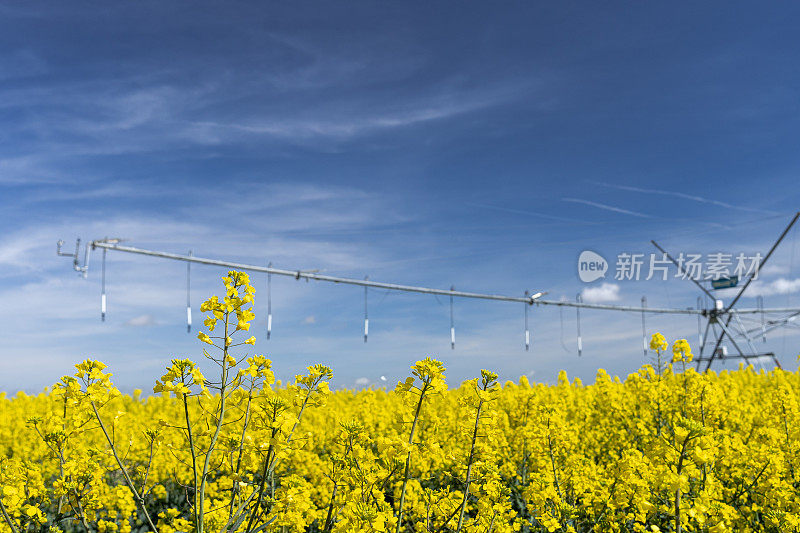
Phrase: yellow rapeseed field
[{"left": 1, "top": 272, "right": 798, "bottom": 532}]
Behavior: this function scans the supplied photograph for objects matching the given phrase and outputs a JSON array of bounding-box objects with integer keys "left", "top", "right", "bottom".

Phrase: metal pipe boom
[
  {"left": 79, "top": 241, "right": 800, "bottom": 316},
  {"left": 90, "top": 242, "right": 546, "bottom": 304}
]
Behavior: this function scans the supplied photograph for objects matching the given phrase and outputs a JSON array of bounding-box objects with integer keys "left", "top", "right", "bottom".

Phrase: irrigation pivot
[
  {"left": 57, "top": 212, "right": 800, "bottom": 364},
  {"left": 651, "top": 211, "right": 800, "bottom": 371}
]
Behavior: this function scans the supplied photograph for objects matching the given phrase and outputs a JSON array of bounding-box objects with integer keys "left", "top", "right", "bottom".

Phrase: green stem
[
  {"left": 198, "top": 312, "right": 231, "bottom": 533},
  {"left": 547, "top": 421, "right": 562, "bottom": 500},
  {"left": 71, "top": 487, "right": 91, "bottom": 533},
  {"left": 245, "top": 438, "right": 275, "bottom": 533},
  {"left": 267, "top": 387, "right": 313, "bottom": 479},
  {"left": 183, "top": 393, "right": 199, "bottom": 529},
  {"left": 395, "top": 381, "right": 429, "bottom": 533},
  {"left": 322, "top": 481, "right": 338, "bottom": 533},
  {"left": 229, "top": 392, "right": 253, "bottom": 517},
  {"left": 91, "top": 401, "right": 159, "bottom": 533},
  {"left": 0, "top": 494, "right": 19, "bottom": 533},
  {"left": 674, "top": 435, "right": 690, "bottom": 533},
  {"left": 456, "top": 398, "right": 483, "bottom": 532}
]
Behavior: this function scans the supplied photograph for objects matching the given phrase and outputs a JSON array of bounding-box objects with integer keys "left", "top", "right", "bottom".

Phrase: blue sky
[{"left": 2, "top": 1, "right": 800, "bottom": 392}]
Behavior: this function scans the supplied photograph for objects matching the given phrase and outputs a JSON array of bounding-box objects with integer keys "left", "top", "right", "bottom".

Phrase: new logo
[{"left": 578, "top": 250, "right": 608, "bottom": 283}]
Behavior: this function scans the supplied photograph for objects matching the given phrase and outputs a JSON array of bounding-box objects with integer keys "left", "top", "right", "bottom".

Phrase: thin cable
[
  {"left": 641, "top": 296, "right": 647, "bottom": 356},
  {"left": 524, "top": 291, "right": 530, "bottom": 351},
  {"left": 783, "top": 225, "right": 798, "bottom": 356},
  {"left": 186, "top": 250, "right": 192, "bottom": 333},
  {"left": 377, "top": 289, "right": 391, "bottom": 306},
  {"left": 559, "top": 305, "right": 570, "bottom": 353},
  {"left": 450, "top": 286, "right": 455, "bottom": 350},
  {"left": 267, "top": 262, "right": 272, "bottom": 340},
  {"left": 697, "top": 297, "right": 704, "bottom": 349},
  {"left": 663, "top": 284, "right": 679, "bottom": 341},
  {"left": 758, "top": 295, "right": 765, "bottom": 343},
  {"left": 101, "top": 247, "right": 107, "bottom": 322}
]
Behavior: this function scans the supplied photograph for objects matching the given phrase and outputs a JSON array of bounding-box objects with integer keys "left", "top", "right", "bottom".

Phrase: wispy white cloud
[
  {"left": 0, "top": 155, "right": 67, "bottom": 184},
  {"left": 0, "top": 49, "right": 47, "bottom": 81},
  {"left": 0, "top": 60, "right": 544, "bottom": 158},
  {"left": 735, "top": 277, "right": 800, "bottom": 297},
  {"left": 581, "top": 282, "right": 621, "bottom": 303},
  {"left": 591, "top": 182, "right": 780, "bottom": 215},
  {"left": 0, "top": 180, "right": 399, "bottom": 279},
  {"left": 759, "top": 264, "right": 790, "bottom": 276},
  {"left": 23, "top": 181, "right": 163, "bottom": 203},
  {"left": 0, "top": 226, "right": 63, "bottom": 269},
  {"left": 124, "top": 314, "right": 156, "bottom": 327},
  {"left": 184, "top": 80, "right": 531, "bottom": 143},
  {"left": 465, "top": 202, "right": 592, "bottom": 224},
  {"left": 562, "top": 198, "right": 653, "bottom": 219},
  {"left": 0, "top": 68, "right": 548, "bottom": 189}
]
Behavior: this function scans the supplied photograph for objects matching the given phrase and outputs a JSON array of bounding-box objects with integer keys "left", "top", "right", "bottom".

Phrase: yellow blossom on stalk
[
  {"left": 397, "top": 356, "right": 447, "bottom": 395},
  {"left": 650, "top": 332, "right": 668, "bottom": 352},
  {"left": 153, "top": 358, "right": 208, "bottom": 397},
  {"left": 67, "top": 359, "right": 119, "bottom": 402},
  {"left": 672, "top": 339, "right": 693, "bottom": 363},
  {"left": 236, "top": 308, "right": 255, "bottom": 331},
  {"left": 291, "top": 364, "right": 333, "bottom": 408},
  {"left": 236, "top": 355, "right": 275, "bottom": 386},
  {"left": 75, "top": 359, "right": 109, "bottom": 381}
]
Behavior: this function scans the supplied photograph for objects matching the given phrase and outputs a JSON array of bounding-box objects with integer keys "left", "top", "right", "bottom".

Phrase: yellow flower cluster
[
  {"left": 1, "top": 273, "right": 799, "bottom": 533},
  {"left": 672, "top": 339, "right": 694, "bottom": 363},
  {"left": 153, "top": 359, "right": 208, "bottom": 396}
]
